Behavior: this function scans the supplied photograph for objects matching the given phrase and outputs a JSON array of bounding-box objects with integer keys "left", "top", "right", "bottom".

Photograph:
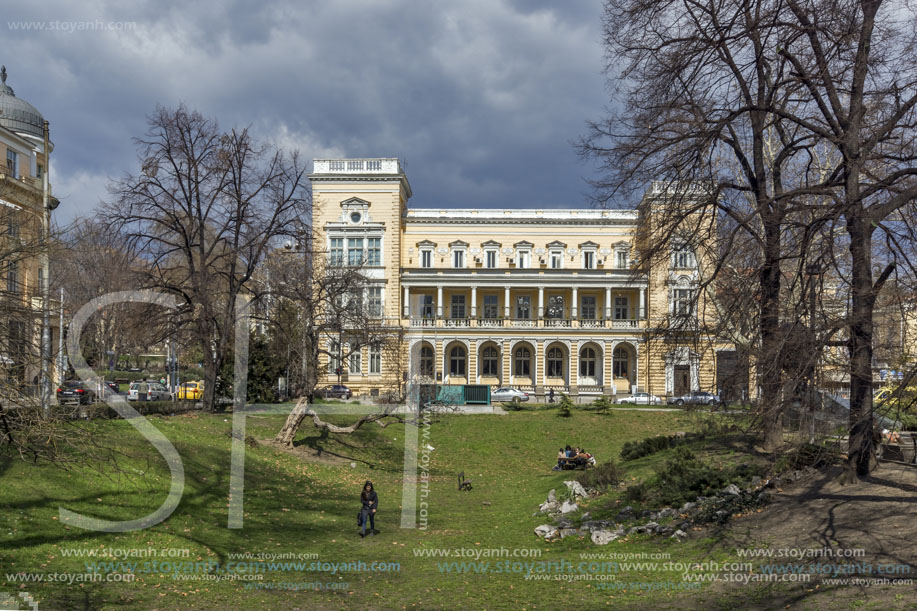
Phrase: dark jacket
[{"left": 361, "top": 482, "right": 378, "bottom": 513}]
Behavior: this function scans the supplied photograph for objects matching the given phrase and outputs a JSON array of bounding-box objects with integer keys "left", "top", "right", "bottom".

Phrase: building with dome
[{"left": 0, "top": 65, "right": 60, "bottom": 391}]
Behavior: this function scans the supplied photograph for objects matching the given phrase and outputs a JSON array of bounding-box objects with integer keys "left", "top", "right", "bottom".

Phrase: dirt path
[{"left": 700, "top": 462, "right": 917, "bottom": 609}]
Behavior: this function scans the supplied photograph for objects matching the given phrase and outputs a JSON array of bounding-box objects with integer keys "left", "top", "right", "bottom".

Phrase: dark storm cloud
[{"left": 2, "top": 0, "right": 609, "bottom": 222}]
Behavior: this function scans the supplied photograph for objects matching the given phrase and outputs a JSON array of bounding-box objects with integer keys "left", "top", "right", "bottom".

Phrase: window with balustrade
[
  {"left": 483, "top": 295, "right": 498, "bottom": 319},
  {"left": 450, "top": 294, "right": 466, "bottom": 319},
  {"left": 614, "top": 296, "right": 629, "bottom": 320},
  {"left": 420, "top": 294, "right": 434, "bottom": 318},
  {"left": 581, "top": 295, "right": 597, "bottom": 320},
  {"left": 515, "top": 295, "right": 531, "bottom": 319}
]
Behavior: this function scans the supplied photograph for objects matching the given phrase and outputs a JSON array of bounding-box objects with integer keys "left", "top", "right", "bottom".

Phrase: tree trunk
[
  {"left": 276, "top": 397, "right": 311, "bottom": 446},
  {"left": 844, "top": 215, "right": 876, "bottom": 480},
  {"left": 760, "top": 218, "right": 784, "bottom": 450}
]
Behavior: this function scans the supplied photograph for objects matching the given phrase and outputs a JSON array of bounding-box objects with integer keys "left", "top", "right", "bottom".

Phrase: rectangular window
[
  {"left": 485, "top": 250, "right": 497, "bottom": 269},
  {"left": 673, "top": 289, "right": 695, "bottom": 316},
  {"left": 329, "top": 238, "right": 344, "bottom": 266},
  {"left": 368, "top": 286, "right": 383, "bottom": 317},
  {"left": 420, "top": 249, "right": 433, "bottom": 268},
  {"left": 583, "top": 251, "right": 595, "bottom": 269},
  {"left": 483, "top": 295, "right": 498, "bottom": 319},
  {"left": 369, "top": 344, "right": 382, "bottom": 374},
  {"left": 516, "top": 250, "right": 530, "bottom": 269},
  {"left": 7, "top": 220, "right": 19, "bottom": 239},
  {"left": 515, "top": 295, "right": 531, "bottom": 319},
  {"left": 37, "top": 164, "right": 43, "bottom": 179},
  {"left": 349, "top": 348, "right": 362, "bottom": 374},
  {"left": 452, "top": 249, "right": 465, "bottom": 268},
  {"left": 6, "top": 150, "right": 18, "bottom": 177},
  {"left": 673, "top": 244, "right": 696, "bottom": 268},
  {"left": 347, "top": 238, "right": 363, "bottom": 266},
  {"left": 367, "top": 238, "right": 381, "bottom": 266},
  {"left": 616, "top": 250, "right": 628, "bottom": 269},
  {"left": 6, "top": 261, "right": 19, "bottom": 293},
  {"left": 420, "top": 294, "right": 435, "bottom": 318},
  {"left": 451, "top": 294, "right": 466, "bottom": 319},
  {"left": 614, "top": 296, "right": 629, "bottom": 320},
  {"left": 329, "top": 340, "right": 341, "bottom": 373},
  {"left": 550, "top": 251, "right": 563, "bottom": 269},
  {"left": 581, "top": 295, "right": 597, "bottom": 320}
]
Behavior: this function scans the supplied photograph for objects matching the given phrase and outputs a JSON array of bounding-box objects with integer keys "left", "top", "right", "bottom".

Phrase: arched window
[
  {"left": 613, "top": 347, "right": 629, "bottom": 378},
  {"left": 547, "top": 347, "right": 564, "bottom": 377},
  {"left": 481, "top": 346, "right": 499, "bottom": 376},
  {"left": 449, "top": 345, "right": 466, "bottom": 376},
  {"left": 580, "top": 346, "right": 597, "bottom": 377},
  {"left": 514, "top": 347, "right": 531, "bottom": 376},
  {"left": 419, "top": 345, "right": 434, "bottom": 376}
]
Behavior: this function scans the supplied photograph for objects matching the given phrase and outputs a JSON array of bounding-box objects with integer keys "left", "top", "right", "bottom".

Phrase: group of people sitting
[{"left": 553, "top": 445, "right": 596, "bottom": 470}]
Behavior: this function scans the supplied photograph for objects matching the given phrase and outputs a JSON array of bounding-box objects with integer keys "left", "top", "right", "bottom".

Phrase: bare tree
[
  {"left": 267, "top": 237, "right": 404, "bottom": 446},
  {"left": 103, "top": 106, "right": 308, "bottom": 412}
]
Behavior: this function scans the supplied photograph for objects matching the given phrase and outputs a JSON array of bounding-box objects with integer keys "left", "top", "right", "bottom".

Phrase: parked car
[
  {"left": 314, "top": 384, "right": 352, "bottom": 400},
  {"left": 102, "top": 381, "right": 121, "bottom": 397},
  {"left": 491, "top": 387, "right": 530, "bottom": 402},
  {"left": 177, "top": 381, "right": 204, "bottom": 400},
  {"left": 667, "top": 391, "right": 720, "bottom": 406},
  {"left": 56, "top": 380, "right": 96, "bottom": 405},
  {"left": 128, "top": 381, "right": 171, "bottom": 401},
  {"left": 615, "top": 392, "right": 662, "bottom": 405}
]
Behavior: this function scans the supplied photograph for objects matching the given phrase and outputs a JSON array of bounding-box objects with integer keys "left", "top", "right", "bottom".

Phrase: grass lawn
[{"left": 1, "top": 407, "right": 778, "bottom": 609}]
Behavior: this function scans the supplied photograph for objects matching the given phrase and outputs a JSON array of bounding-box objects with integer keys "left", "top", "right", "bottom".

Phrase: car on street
[
  {"left": 128, "top": 381, "right": 171, "bottom": 401},
  {"left": 56, "top": 380, "right": 96, "bottom": 405},
  {"left": 102, "top": 381, "right": 121, "bottom": 397},
  {"left": 177, "top": 381, "right": 205, "bottom": 400},
  {"left": 314, "top": 384, "right": 353, "bottom": 400},
  {"left": 667, "top": 391, "right": 720, "bottom": 406},
  {"left": 615, "top": 392, "right": 662, "bottom": 405},
  {"left": 491, "top": 387, "right": 530, "bottom": 403}
]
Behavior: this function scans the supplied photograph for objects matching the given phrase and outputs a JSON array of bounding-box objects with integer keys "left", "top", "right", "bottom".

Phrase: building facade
[
  {"left": 0, "top": 65, "right": 59, "bottom": 388},
  {"left": 310, "top": 158, "right": 726, "bottom": 401}
]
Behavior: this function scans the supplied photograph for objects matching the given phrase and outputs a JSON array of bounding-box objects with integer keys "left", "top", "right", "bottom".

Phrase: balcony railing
[{"left": 406, "top": 317, "right": 641, "bottom": 329}]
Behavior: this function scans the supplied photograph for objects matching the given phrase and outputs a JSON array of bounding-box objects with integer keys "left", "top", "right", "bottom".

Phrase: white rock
[
  {"left": 547, "top": 489, "right": 557, "bottom": 503},
  {"left": 721, "top": 484, "right": 741, "bottom": 496},
  {"left": 559, "top": 500, "right": 579, "bottom": 514},
  {"left": 564, "top": 480, "right": 588, "bottom": 498},
  {"left": 591, "top": 529, "right": 621, "bottom": 545},
  {"left": 539, "top": 501, "right": 559, "bottom": 513},
  {"left": 535, "top": 524, "right": 559, "bottom": 539},
  {"left": 671, "top": 529, "right": 688, "bottom": 541}
]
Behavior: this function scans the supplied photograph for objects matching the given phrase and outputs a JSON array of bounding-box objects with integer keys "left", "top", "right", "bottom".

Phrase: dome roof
[{"left": 0, "top": 65, "right": 45, "bottom": 139}]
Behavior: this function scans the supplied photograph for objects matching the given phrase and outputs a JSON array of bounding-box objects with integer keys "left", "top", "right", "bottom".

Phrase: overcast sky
[{"left": 4, "top": 0, "right": 611, "bottom": 223}]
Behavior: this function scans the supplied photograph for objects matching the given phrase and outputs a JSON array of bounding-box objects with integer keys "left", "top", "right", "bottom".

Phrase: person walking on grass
[{"left": 359, "top": 481, "right": 378, "bottom": 537}]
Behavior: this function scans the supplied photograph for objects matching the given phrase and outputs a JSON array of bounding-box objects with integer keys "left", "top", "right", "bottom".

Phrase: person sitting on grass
[
  {"left": 359, "top": 481, "right": 378, "bottom": 537},
  {"left": 553, "top": 448, "right": 566, "bottom": 471}
]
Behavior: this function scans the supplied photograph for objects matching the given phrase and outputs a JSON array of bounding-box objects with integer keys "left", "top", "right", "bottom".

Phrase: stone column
[
  {"left": 604, "top": 286, "right": 612, "bottom": 320},
  {"left": 471, "top": 286, "right": 477, "bottom": 319},
  {"left": 538, "top": 286, "right": 544, "bottom": 319},
  {"left": 639, "top": 288, "right": 646, "bottom": 320},
  {"left": 437, "top": 285, "right": 443, "bottom": 319},
  {"left": 403, "top": 285, "right": 410, "bottom": 318},
  {"left": 504, "top": 287, "right": 511, "bottom": 319},
  {"left": 571, "top": 287, "right": 578, "bottom": 320}
]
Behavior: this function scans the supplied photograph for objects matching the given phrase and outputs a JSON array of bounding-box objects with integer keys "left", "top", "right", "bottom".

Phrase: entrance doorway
[{"left": 674, "top": 365, "right": 690, "bottom": 395}]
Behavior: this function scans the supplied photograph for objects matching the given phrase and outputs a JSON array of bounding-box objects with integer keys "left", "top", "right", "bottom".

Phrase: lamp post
[{"left": 39, "top": 119, "right": 53, "bottom": 414}]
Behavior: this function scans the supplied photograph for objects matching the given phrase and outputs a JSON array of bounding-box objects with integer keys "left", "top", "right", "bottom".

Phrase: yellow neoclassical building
[{"left": 310, "top": 158, "right": 733, "bottom": 402}]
